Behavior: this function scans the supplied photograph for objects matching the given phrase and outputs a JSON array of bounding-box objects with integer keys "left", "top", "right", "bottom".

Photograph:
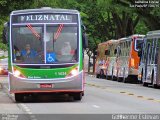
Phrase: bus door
[
  {"left": 115, "top": 45, "right": 121, "bottom": 77},
  {"left": 144, "top": 43, "right": 151, "bottom": 81},
  {"left": 156, "top": 39, "right": 160, "bottom": 84}
]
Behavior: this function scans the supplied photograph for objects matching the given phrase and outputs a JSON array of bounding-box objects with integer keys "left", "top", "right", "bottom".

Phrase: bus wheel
[
  {"left": 106, "top": 75, "right": 111, "bottom": 80},
  {"left": 82, "top": 91, "right": 84, "bottom": 96},
  {"left": 143, "top": 82, "right": 148, "bottom": 87},
  {"left": 117, "top": 77, "right": 122, "bottom": 82},
  {"left": 73, "top": 92, "right": 82, "bottom": 101},
  {"left": 100, "top": 69, "right": 105, "bottom": 79},
  {"left": 139, "top": 71, "right": 143, "bottom": 84},
  {"left": 123, "top": 79, "right": 127, "bottom": 83},
  {"left": 15, "top": 93, "right": 24, "bottom": 102},
  {"left": 153, "top": 84, "right": 159, "bottom": 88},
  {"left": 151, "top": 71, "right": 158, "bottom": 88},
  {"left": 96, "top": 74, "right": 100, "bottom": 78}
]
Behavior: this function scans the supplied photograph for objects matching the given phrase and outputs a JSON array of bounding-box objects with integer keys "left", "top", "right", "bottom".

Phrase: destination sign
[{"left": 12, "top": 14, "right": 78, "bottom": 23}]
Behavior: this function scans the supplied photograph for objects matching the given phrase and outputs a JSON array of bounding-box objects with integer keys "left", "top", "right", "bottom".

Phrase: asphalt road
[{"left": 0, "top": 75, "right": 160, "bottom": 120}]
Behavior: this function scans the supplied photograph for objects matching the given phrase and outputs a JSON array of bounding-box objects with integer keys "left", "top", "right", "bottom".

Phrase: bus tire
[
  {"left": 73, "top": 92, "right": 82, "bottom": 101},
  {"left": 143, "top": 82, "right": 148, "bottom": 87},
  {"left": 117, "top": 77, "right": 122, "bottom": 82},
  {"left": 123, "top": 78, "right": 127, "bottom": 83},
  {"left": 82, "top": 91, "right": 84, "bottom": 96},
  {"left": 151, "top": 71, "right": 158, "bottom": 88},
  {"left": 15, "top": 93, "right": 24, "bottom": 102},
  {"left": 153, "top": 84, "right": 159, "bottom": 88},
  {"left": 100, "top": 69, "right": 105, "bottom": 79},
  {"left": 106, "top": 75, "right": 111, "bottom": 80},
  {"left": 139, "top": 70, "right": 143, "bottom": 84},
  {"left": 96, "top": 74, "right": 100, "bottom": 78}
]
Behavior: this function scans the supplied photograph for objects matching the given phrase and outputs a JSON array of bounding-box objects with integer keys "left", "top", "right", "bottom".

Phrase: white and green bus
[{"left": 4, "top": 7, "right": 87, "bottom": 102}]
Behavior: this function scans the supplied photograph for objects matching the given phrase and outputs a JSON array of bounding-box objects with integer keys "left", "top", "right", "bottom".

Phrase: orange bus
[{"left": 115, "top": 34, "right": 144, "bottom": 82}]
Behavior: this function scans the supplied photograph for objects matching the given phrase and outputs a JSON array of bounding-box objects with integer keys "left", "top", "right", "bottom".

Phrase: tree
[{"left": 115, "top": 0, "right": 160, "bottom": 30}]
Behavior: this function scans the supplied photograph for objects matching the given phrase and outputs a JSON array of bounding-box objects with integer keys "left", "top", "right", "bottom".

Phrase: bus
[
  {"left": 3, "top": 7, "right": 87, "bottom": 102},
  {"left": 104, "top": 40, "right": 119, "bottom": 80},
  {"left": 138, "top": 30, "right": 160, "bottom": 88},
  {"left": 95, "top": 40, "right": 117, "bottom": 78},
  {"left": 116, "top": 35, "right": 144, "bottom": 82}
]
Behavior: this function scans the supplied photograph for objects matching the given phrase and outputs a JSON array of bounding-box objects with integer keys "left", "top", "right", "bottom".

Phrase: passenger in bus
[
  {"left": 57, "top": 42, "right": 75, "bottom": 55},
  {"left": 21, "top": 44, "right": 37, "bottom": 58},
  {"left": 57, "top": 42, "right": 76, "bottom": 61},
  {"left": 61, "top": 42, "right": 72, "bottom": 55}
]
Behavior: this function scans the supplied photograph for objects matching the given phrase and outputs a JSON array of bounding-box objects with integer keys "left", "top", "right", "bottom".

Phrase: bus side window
[
  {"left": 119, "top": 48, "right": 122, "bottom": 56},
  {"left": 155, "top": 47, "right": 158, "bottom": 64},
  {"left": 114, "top": 49, "right": 117, "bottom": 55},
  {"left": 105, "top": 50, "right": 110, "bottom": 55},
  {"left": 141, "top": 39, "right": 147, "bottom": 62},
  {"left": 146, "top": 43, "right": 151, "bottom": 64}
]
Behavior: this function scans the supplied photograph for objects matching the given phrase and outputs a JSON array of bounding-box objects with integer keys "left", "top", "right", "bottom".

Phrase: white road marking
[
  {"left": 25, "top": 108, "right": 31, "bottom": 112},
  {"left": 27, "top": 111, "right": 33, "bottom": 114},
  {"left": 92, "top": 105, "right": 100, "bottom": 108},
  {"left": 3, "top": 86, "right": 37, "bottom": 120}
]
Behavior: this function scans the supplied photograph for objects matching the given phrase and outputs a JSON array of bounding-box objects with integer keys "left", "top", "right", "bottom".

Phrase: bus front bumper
[{"left": 8, "top": 72, "right": 84, "bottom": 94}]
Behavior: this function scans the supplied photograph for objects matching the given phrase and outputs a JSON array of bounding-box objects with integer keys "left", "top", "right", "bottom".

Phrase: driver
[{"left": 21, "top": 44, "right": 37, "bottom": 58}]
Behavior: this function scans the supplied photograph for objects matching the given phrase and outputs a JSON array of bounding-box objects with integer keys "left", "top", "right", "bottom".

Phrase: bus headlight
[
  {"left": 13, "top": 69, "right": 25, "bottom": 78},
  {"left": 66, "top": 67, "right": 79, "bottom": 78},
  {"left": 71, "top": 69, "right": 78, "bottom": 76},
  {"left": 14, "top": 70, "right": 21, "bottom": 77}
]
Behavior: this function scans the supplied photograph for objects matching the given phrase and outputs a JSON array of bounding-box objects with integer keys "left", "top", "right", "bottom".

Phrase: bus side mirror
[
  {"left": 82, "top": 32, "right": 88, "bottom": 49},
  {"left": 82, "top": 25, "right": 86, "bottom": 31},
  {"left": 105, "top": 50, "right": 110, "bottom": 55},
  {"left": 82, "top": 25, "right": 88, "bottom": 49}
]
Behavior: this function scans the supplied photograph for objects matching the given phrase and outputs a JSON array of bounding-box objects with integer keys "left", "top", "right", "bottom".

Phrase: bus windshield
[{"left": 12, "top": 24, "right": 78, "bottom": 64}]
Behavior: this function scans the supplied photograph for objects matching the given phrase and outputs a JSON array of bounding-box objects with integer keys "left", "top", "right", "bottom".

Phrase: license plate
[{"left": 40, "top": 84, "right": 53, "bottom": 88}]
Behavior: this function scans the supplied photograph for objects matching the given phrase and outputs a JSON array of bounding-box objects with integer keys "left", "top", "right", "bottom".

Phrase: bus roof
[
  {"left": 146, "top": 30, "right": 160, "bottom": 38},
  {"left": 118, "top": 34, "right": 145, "bottom": 42},
  {"left": 11, "top": 7, "right": 79, "bottom": 15},
  {"left": 98, "top": 39, "right": 118, "bottom": 45},
  {"left": 130, "top": 34, "right": 145, "bottom": 38}
]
